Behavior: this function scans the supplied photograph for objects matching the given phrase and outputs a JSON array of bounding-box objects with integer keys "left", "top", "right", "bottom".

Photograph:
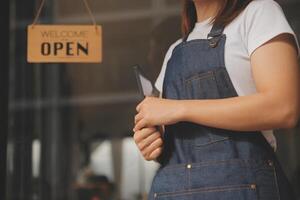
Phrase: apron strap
[{"left": 207, "top": 23, "right": 225, "bottom": 48}]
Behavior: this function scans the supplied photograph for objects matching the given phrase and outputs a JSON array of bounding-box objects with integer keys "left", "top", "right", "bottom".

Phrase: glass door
[
  {"left": 5, "top": 0, "right": 300, "bottom": 200},
  {"left": 6, "top": 0, "right": 182, "bottom": 200}
]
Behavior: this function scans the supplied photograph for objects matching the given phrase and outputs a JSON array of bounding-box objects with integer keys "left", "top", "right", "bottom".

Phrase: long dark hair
[{"left": 182, "top": 0, "right": 253, "bottom": 40}]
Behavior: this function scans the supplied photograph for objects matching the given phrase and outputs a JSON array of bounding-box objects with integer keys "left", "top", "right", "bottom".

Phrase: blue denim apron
[{"left": 148, "top": 23, "right": 296, "bottom": 200}]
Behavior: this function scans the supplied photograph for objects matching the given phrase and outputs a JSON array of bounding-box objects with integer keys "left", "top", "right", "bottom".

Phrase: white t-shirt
[{"left": 154, "top": 0, "right": 299, "bottom": 152}]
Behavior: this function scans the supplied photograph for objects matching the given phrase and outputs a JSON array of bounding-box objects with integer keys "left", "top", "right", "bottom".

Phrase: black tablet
[{"left": 133, "top": 65, "right": 156, "bottom": 97}]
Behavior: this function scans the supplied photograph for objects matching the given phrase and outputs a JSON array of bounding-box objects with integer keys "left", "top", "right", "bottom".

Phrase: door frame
[{"left": 0, "top": 0, "right": 10, "bottom": 198}]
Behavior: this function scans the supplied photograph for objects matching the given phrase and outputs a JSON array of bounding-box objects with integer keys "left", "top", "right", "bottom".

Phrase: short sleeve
[
  {"left": 154, "top": 39, "right": 182, "bottom": 94},
  {"left": 244, "top": 0, "right": 299, "bottom": 57}
]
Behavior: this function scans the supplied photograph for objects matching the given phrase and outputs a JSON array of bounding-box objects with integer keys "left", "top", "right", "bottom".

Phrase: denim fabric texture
[{"left": 147, "top": 24, "right": 296, "bottom": 200}]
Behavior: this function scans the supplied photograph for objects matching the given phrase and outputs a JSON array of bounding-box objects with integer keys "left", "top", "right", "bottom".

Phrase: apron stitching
[
  {"left": 194, "top": 137, "right": 229, "bottom": 147},
  {"left": 187, "top": 168, "right": 190, "bottom": 192},
  {"left": 272, "top": 163, "right": 281, "bottom": 200},
  {"left": 155, "top": 183, "right": 257, "bottom": 198},
  {"left": 184, "top": 70, "right": 214, "bottom": 83},
  {"left": 161, "top": 158, "right": 252, "bottom": 170}
]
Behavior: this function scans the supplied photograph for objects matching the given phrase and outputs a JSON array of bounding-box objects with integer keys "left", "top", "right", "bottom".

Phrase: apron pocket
[
  {"left": 150, "top": 164, "right": 188, "bottom": 196},
  {"left": 193, "top": 126, "right": 230, "bottom": 147},
  {"left": 184, "top": 69, "right": 229, "bottom": 147},
  {"left": 154, "top": 183, "right": 258, "bottom": 200},
  {"left": 184, "top": 69, "right": 220, "bottom": 99},
  {"left": 252, "top": 159, "right": 281, "bottom": 200}
]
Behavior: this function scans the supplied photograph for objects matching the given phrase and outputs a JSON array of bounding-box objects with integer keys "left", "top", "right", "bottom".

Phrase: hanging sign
[
  {"left": 27, "top": 25, "right": 102, "bottom": 63},
  {"left": 27, "top": 0, "right": 102, "bottom": 63}
]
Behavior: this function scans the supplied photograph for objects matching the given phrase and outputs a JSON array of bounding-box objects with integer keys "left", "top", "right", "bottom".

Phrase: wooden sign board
[{"left": 27, "top": 25, "right": 102, "bottom": 63}]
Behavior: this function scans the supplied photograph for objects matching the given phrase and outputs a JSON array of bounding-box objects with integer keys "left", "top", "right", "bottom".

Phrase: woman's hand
[
  {"left": 133, "top": 127, "right": 163, "bottom": 161},
  {"left": 133, "top": 97, "right": 184, "bottom": 132}
]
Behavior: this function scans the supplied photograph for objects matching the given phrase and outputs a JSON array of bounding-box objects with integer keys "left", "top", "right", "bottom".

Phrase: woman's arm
[{"left": 134, "top": 33, "right": 300, "bottom": 132}]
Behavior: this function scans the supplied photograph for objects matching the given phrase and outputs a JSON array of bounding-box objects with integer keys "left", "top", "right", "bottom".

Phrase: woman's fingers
[
  {"left": 142, "top": 137, "right": 163, "bottom": 157},
  {"left": 134, "top": 118, "right": 147, "bottom": 132},
  {"left": 148, "top": 147, "right": 163, "bottom": 160},
  {"left": 133, "top": 127, "right": 156, "bottom": 143},
  {"left": 133, "top": 126, "right": 164, "bottom": 161},
  {"left": 134, "top": 113, "right": 143, "bottom": 124},
  {"left": 136, "top": 99, "right": 145, "bottom": 112},
  {"left": 138, "top": 131, "right": 161, "bottom": 151}
]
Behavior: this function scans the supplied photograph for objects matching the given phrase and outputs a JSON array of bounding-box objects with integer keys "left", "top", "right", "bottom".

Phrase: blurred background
[{"left": 0, "top": 0, "right": 299, "bottom": 200}]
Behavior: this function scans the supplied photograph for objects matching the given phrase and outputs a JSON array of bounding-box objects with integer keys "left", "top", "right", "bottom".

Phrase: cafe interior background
[{"left": 1, "top": 0, "right": 300, "bottom": 200}]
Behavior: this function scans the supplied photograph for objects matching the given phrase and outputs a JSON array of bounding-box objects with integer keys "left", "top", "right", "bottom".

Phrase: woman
[{"left": 133, "top": 0, "right": 300, "bottom": 199}]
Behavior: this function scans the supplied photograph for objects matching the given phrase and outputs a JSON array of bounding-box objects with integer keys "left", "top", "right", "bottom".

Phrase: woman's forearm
[
  {"left": 177, "top": 93, "right": 298, "bottom": 132},
  {"left": 135, "top": 25, "right": 300, "bottom": 133}
]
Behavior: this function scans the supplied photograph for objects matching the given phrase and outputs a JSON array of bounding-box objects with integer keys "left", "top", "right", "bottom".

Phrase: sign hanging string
[{"left": 32, "top": 0, "right": 97, "bottom": 27}]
